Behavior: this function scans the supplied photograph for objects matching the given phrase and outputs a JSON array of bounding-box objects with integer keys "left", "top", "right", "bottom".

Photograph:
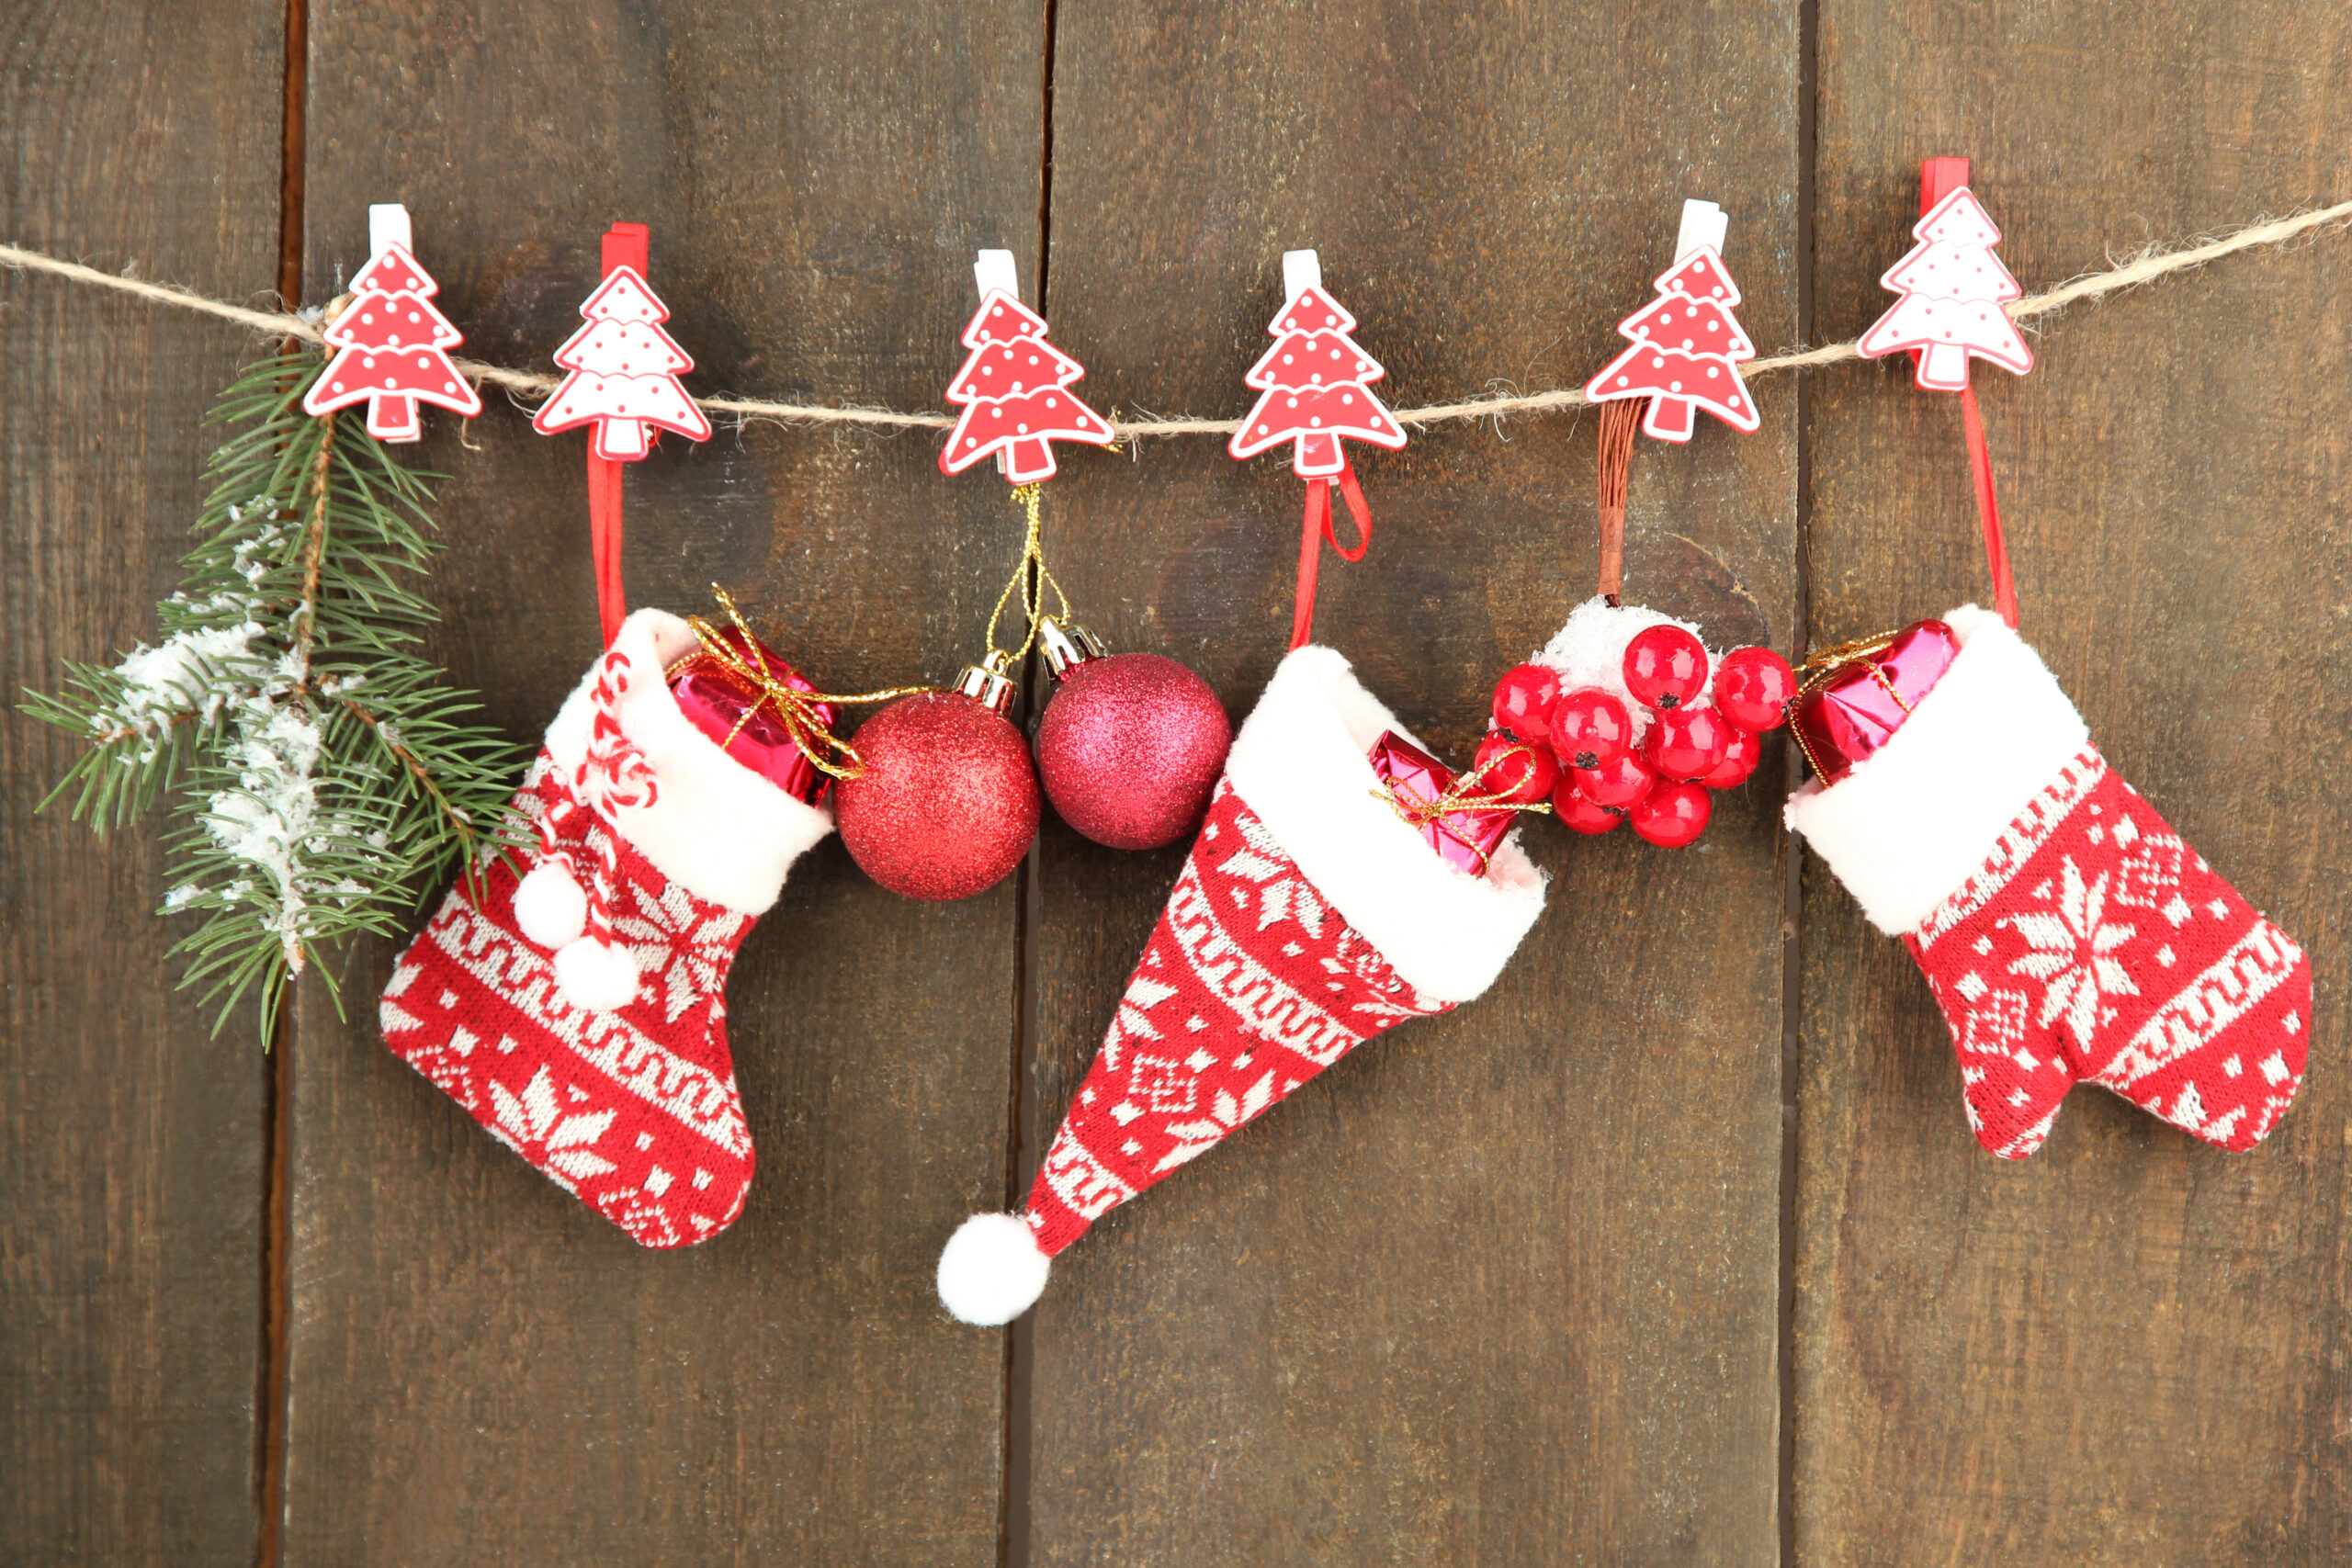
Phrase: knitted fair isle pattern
[
  {"left": 1905, "top": 745, "right": 2310, "bottom": 1158},
  {"left": 380, "top": 750, "right": 758, "bottom": 1247},
  {"left": 1023, "top": 776, "right": 1452, "bottom": 1256}
]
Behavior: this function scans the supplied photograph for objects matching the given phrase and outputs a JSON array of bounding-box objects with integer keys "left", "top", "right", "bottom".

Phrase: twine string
[{"left": 3, "top": 196, "right": 2344, "bottom": 435}]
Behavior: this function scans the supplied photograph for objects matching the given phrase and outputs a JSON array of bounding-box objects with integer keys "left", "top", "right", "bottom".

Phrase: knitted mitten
[
  {"left": 380, "top": 609, "right": 833, "bottom": 1246},
  {"left": 938, "top": 645, "right": 1547, "bottom": 1323},
  {"left": 1788, "top": 606, "right": 2310, "bottom": 1157}
]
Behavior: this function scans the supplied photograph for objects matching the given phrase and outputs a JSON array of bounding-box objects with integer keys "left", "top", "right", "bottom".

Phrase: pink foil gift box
[
  {"left": 1792, "top": 618, "right": 1961, "bottom": 785},
  {"left": 668, "top": 626, "right": 836, "bottom": 807},
  {"left": 1368, "top": 730, "right": 1512, "bottom": 877}
]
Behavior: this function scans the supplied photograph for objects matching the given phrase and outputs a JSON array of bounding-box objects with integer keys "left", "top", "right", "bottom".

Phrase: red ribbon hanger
[
  {"left": 1293, "top": 460, "right": 1374, "bottom": 650},
  {"left": 1920, "top": 156, "right": 2019, "bottom": 630},
  {"left": 585, "top": 223, "right": 649, "bottom": 648}
]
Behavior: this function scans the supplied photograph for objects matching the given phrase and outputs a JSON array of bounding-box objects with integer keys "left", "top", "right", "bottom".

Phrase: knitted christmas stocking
[
  {"left": 938, "top": 645, "right": 1547, "bottom": 1324},
  {"left": 1788, "top": 605, "right": 2311, "bottom": 1158},
  {"left": 379, "top": 609, "right": 833, "bottom": 1247}
]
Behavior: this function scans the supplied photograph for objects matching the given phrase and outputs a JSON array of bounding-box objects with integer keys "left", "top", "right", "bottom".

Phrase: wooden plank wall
[
  {"left": 1798, "top": 3, "right": 2352, "bottom": 1562},
  {"left": 0, "top": 1, "right": 2343, "bottom": 1563},
  {"left": 0, "top": 5, "right": 284, "bottom": 1564},
  {"left": 1027, "top": 4, "right": 1795, "bottom": 1562}
]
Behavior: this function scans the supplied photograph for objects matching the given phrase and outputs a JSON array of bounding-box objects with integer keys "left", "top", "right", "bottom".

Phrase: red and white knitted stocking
[
  {"left": 938, "top": 645, "right": 1547, "bottom": 1324},
  {"left": 379, "top": 609, "right": 833, "bottom": 1246},
  {"left": 1788, "top": 606, "right": 2311, "bottom": 1157}
]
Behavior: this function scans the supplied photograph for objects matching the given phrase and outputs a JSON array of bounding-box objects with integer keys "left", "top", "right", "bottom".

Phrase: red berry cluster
[{"left": 1483, "top": 626, "right": 1796, "bottom": 848}]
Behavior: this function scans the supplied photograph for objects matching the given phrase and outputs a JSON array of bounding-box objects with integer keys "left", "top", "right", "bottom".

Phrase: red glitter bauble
[
  {"left": 835, "top": 693, "right": 1040, "bottom": 900},
  {"left": 1035, "top": 653, "right": 1230, "bottom": 851}
]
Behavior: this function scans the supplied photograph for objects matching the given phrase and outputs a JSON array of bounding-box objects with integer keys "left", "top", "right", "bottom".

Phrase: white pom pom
[
  {"left": 513, "top": 861, "right": 588, "bottom": 948},
  {"left": 553, "top": 937, "right": 639, "bottom": 1013},
  {"left": 937, "top": 1213, "right": 1051, "bottom": 1325}
]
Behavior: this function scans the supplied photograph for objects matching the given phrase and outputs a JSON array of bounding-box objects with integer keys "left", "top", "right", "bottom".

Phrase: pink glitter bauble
[
  {"left": 1035, "top": 653, "right": 1230, "bottom": 851},
  {"left": 835, "top": 693, "right": 1040, "bottom": 900}
]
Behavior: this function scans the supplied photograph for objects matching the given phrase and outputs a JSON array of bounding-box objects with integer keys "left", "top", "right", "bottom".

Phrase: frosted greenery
[{"left": 26, "top": 351, "right": 528, "bottom": 1040}]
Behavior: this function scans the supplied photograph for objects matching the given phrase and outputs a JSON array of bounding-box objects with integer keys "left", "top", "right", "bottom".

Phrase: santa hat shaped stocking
[
  {"left": 380, "top": 609, "right": 833, "bottom": 1247},
  {"left": 1787, "top": 605, "right": 2311, "bottom": 1157},
  {"left": 938, "top": 645, "right": 1547, "bottom": 1324}
]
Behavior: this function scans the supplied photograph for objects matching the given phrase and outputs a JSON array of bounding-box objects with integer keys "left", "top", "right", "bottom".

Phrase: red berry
[
  {"left": 1645, "top": 705, "right": 1732, "bottom": 783},
  {"left": 1702, "top": 726, "right": 1761, "bottom": 789},
  {"left": 1714, "top": 646, "right": 1797, "bottom": 733},
  {"left": 1622, "top": 625, "right": 1710, "bottom": 710},
  {"left": 1548, "top": 686, "right": 1634, "bottom": 772},
  {"left": 1571, "top": 749, "right": 1656, "bottom": 808},
  {"left": 1490, "top": 663, "right": 1563, "bottom": 747},
  {"left": 1474, "top": 728, "right": 1558, "bottom": 806},
  {"left": 1629, "top": 781, "right": 1712, "bottom": 847},
  {"left": 1550, "top": 780, "right": 1627, "bottom": 834}
]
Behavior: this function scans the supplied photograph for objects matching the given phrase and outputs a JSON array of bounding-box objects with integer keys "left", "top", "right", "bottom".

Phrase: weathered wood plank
[
  {"left": 1801, "top": 6, "right": 2352, "bottom": 1562},
  {"left": 0, "top": 2, "right": 284, "bottom": 1562},
  {"left": 1023, "top": 5, "right": 1800, "bottom": 1561},
  {"left": 283, "top": 3, "right": 1042, "bottom": 1560}
]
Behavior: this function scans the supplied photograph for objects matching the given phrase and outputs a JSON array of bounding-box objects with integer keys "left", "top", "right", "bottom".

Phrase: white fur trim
[
  {"left": 1784, "top": 605, "right": 2089, "bottom": 936},
  {"left": 552, "top": 937, "right": 640, "bottom": 1013},
  {"left": 1221, "top": 645, "right": 1546, "bottom": 1004},
  {"left": 513, "top": 860, "right": 588, "bottom": 948},
  {"left": 937, "top": 1213, "right": 1051, "bottom": 1325},
  {"left": 543, "top": 608, "right": 835, "bottom": 916}
]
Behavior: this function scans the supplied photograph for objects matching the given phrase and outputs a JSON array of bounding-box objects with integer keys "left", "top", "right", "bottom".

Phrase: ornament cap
[
  {"left": 956, "top": 655, "right": 1019, "bottom": 715},
  {"left": 1037, "top": 618, "right": 1108, "bottom": 680}
]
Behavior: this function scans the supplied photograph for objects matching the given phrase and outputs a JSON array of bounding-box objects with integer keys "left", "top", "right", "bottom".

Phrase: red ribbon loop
[
  {"left": 587, "top": 453, "right": 627, "bottom": 648},
  {"left": 1291, "top": 460, "right": 1374, "bottom": 650},
  {"left": 1958, "top": 383, "right": 2018, "bottom": 629}
]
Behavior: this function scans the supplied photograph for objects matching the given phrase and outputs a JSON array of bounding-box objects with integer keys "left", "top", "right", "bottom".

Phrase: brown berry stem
[{"left": 1595, "top": 398, "right": 1643, "bottom": 607}]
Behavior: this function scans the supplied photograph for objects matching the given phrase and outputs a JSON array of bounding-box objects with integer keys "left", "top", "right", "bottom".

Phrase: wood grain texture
[
  {"left": 1023, "top": 4, "right": 1799, "bottom": 1562},
  {"left": 0, "top": 4, "right": 283, "bottom": 1563},
  {"left": 282, "top": 3, "right": 1042, "bottom": 1561},
  {"left": 1799, "top": 6, "right": 2352, "bottom": 1562}
]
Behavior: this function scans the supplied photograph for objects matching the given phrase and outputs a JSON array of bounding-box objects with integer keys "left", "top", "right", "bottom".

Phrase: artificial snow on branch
[{"left": 26, "top": 351, "right": 529, "bottom": 1038}]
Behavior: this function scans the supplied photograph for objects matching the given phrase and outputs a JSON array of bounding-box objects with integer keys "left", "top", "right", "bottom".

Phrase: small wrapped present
[
  {"left": 666, "top": 619, "right": 837, "bottom": 807},
  {"left": 1792, "top": 618, "right": 1961, "bottom": 785},
  {"left": 1366, "top": 729, "right": 1518, "bottom": 877}
]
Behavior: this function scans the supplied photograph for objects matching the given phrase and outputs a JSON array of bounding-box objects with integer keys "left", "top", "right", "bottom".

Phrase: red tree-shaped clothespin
[
  {"left": 304, "top": 204, "right": 484, "bottom": 442},
  {"left": 1858, "top": 158, "right": 2031, "bottom": 627},
  {"left": 1227, "top": 250, "right": 1408, "bottom": 649},
  {"left": 1585, "top": 199, "right": 1760, "bottom": 443},
  {"left": 940, "top": 251, "right": 1114, "bottom": 483},
  {"left": 532, "top": 223, "right": 711, "bottom": 648}
]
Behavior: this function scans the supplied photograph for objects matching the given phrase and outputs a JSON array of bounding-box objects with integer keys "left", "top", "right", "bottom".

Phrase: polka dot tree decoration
[
  {"left": 1227, "top": 250, "right": 1410, "bottom": 648},
  {"left": 1582, "top": 198, "right": 1761, "bottom": 444},
  {"left": 939, "top": 251, "right": 1115, "bottom": 485},
  {"left": 301, "top": 203, "right": 484, "bottom": 443}
]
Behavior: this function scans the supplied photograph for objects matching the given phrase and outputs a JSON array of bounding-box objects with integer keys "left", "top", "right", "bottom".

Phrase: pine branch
[{"left": 24, "top": 351, "right": 530, "bottom": 1041}]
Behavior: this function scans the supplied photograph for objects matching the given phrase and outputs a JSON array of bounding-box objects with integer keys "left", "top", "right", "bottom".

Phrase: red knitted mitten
[
  {"left": 1789, "top": 606, "right": 2310, "bottom": 1158},
  {"left": 380, "top": 609, "right": 833, "bottom": 1246},
  {"left": 938, "top": 645, "right": 1547, "bottom": 1323}
]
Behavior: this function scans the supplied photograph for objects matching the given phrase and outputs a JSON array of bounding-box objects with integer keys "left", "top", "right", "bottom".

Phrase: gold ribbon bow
[
  {"left": 673, "top": 587, "right": 933, "bottom": 784},
  {"left": 1372, "top": 739, "right": 1554, "bottom": 876}
]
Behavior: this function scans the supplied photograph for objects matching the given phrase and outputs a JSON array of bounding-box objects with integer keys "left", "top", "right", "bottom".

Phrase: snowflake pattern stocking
[
  {"left": 380, "top": 610, "right": 834, "bottom": 1247},
  {"left": 1789, "top": 606, "right": 2310, "bottom": 1158},
  {"left": 938, "top": 645, "right": 1547, "bottom": 1324}
]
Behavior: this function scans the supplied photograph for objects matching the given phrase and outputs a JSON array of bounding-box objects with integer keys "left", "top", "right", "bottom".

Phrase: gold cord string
[
  {"left": 671, "top": 585, "right": 934, "bottom": 782},
  {"left": 981, "top": 482, "right": 1071, "bottom": 664},
  {"left": 1371, "top": 740, "right": 1554, "bottom": 876}
]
